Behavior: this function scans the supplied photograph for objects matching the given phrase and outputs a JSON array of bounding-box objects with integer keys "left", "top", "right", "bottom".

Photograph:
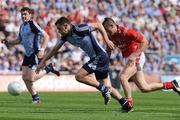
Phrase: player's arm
[
  {"left": 127, "top": 29, "right": 148, "bottom": 60},
  {"left": 30, "top": 21, "right": 49, "bottom": 58},
  {"left": 106, "top": 46, "right": 112, "bottom": 57},
  {"left": 35, "top": 39, "right": 64, "bottom": 74},
  {"left": 40, "top": 32, "right": 49, "bottom": 50},
  {"left": 38, "top": 31, "right": 49, "bottom": 58},
  {"left": 2, "top": 24, "right": 23, "bottom": 47},
  {"left": 133, "top": 37, "right": 148, "bottom": 55},
  {"left": 7, "top": 39, "right": 21, "bottom": 45},
  {"left": 1, "top": 38, "right": 21, "bottom": 48},
  {"left": 90, "top": 22, "right": 114, "bottom": 50}
]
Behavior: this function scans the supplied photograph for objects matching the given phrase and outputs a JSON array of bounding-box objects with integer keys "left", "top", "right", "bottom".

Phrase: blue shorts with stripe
[
  {"left": 82, "top": 51, "right": 110, "bottom": 80},
  {"left": 22, "top": 53, "right": 41, "bottom": 68}
]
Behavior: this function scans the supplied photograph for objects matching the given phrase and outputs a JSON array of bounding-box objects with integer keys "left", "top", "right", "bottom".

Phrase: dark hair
[
  {"left": 102, "top": 17, "right": 116, "bottom": 29},
  {"left": 20, "top": 7, "right": 32, "bottom": 14},
  {"left": 55, "top": 16, "right": 71, "bottom": 26}
]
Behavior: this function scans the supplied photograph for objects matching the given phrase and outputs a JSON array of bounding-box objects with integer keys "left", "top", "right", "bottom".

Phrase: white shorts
[{"left": 124, "top": 52, "right": 146, "bottom": 70}]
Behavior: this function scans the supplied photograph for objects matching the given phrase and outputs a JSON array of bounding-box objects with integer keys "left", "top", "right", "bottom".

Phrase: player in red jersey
[{"left": 102, "top": 17, "right": 180, "bottom": 112}]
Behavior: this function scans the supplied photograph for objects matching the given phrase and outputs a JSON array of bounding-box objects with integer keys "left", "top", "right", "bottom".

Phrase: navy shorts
[
  {"left": 22, "top": 53, "right": 41, "bottom": 68},
  {"left": 82, "top": 52, "right": 110, "bottom": 80}
]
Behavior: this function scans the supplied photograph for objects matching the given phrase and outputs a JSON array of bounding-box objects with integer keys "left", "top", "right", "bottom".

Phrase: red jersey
[{"left": 109, "top": 25, "right": 144, "bottom": 57}]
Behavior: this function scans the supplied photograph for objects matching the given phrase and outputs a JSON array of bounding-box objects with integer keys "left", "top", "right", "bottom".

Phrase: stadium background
[
  {"left": 0, "top": 0, "right": 179, "bottom": 91},
  {"left": 0, "top": 1, "right": 180, "bottom": 120}
]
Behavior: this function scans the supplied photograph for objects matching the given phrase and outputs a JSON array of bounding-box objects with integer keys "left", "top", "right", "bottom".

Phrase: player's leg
[
  {"left": 97, "top": 74, "right": 131, "bottom": 111},
  {"left": 33, "top": 53, "right": 60, "bottom": 81},
  {"left": 21, "top": 54, "right": 59, "bottom": 103},
  {"left": 22, "top": 66, "right": 40, "bottom": 103},
  {"left": 75, "top": 68, "right": 100, "bottom": 88},
  {"left": 120, "top": 63, "right": 137, "bottom": 99},
  {"left": 134, "top": 51, "right": 180, "bottom": 95},
  {"left": 122, "top": 52, "right": 145, "bottom": 109},
  {"left": 75, "top": 67, "right": 112, "bottom": 104},
  {"left": 33, "top": 63, "right": 60, "bottom": 81},
  {"left": 134, "top": 71, "right": 180, "bottom": 95},
  {"left": 76, "top": 70, "right": 112, "bottom": 104},
  {"left": 134, "top": 71, "right": 163, "bottom": 92},
  {"left": 120, "top": 64, "right": 137, "bottom": 112}
]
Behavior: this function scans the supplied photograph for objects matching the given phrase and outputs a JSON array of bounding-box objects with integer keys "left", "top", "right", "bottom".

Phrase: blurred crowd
[{"left": 0, "top": 0, "right": 180, "bottom": 75}]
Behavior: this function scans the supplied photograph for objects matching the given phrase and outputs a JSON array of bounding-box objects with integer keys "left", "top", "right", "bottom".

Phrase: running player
[
  {"left": 102, "top": 17, "right": 180, "bottom": 112},
  {"left": 1, "top": 7, "right": 60, "bottom": 103},
  {"left": 36, "top": 16, "right": 132, "bottom": 111}
]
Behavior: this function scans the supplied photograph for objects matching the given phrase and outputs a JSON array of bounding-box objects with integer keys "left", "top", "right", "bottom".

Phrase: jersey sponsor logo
[{"left": 88, "top": 63, "right": 97, "bottom": 70}]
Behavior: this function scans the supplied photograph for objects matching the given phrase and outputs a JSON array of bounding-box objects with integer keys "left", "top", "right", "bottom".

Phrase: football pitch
[{"left": 0, "top": 91, "right": 179, "bottom": 120}]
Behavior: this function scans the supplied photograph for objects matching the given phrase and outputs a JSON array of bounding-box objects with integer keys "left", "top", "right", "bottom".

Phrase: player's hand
[
  {"left": 35, "top": 61, "right": 45, "bottom": 74},
  {"left": 128, "top": 60, "right": 135, "bottom": 67},
  {"left": 128, "top": 53, "right": 140, "bottom": 66},
  {"left": 1, "top": 39, "right": 7, "bottom": 43},
  {"left": 37, "top": 50, "right": 44, "bottom": 59},
  {"left": 1, "top": 39, "right": 9, "bottom": 48},
  {"left": 107, "top": 40, "right": 115, "bottom": 50}
]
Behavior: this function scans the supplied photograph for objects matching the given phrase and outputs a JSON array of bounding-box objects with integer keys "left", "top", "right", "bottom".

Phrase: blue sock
[
  {"left": 119, "top": 97, "right": 128, "bottom": 106},
  {"left": 32, "top": 94, "right": 40, "bottom": 101},
  {"left": 97, "top": 83, "right": 106, "bottom": 92},
  {"left": 44, "top": 65, "right": 52, "bottom": 73}
]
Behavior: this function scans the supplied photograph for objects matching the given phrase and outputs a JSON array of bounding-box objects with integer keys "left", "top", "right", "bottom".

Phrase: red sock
[
  {"left": 163, "top": 82, "right": 174, "bottom": 89},
  {"left": 127, "top": 97, "right": 134, "bottom": 107}
]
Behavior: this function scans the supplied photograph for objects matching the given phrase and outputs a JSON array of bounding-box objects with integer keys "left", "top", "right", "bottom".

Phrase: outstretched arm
[
  {"left": 35, "top": 42, "right": 62, "bottom": 74},
  {"left": 1, "top": 38, "right": 21, "bottom": 48},
  {"left": 90, "top": 22, "right": 114, "bottom": 50},
  {"left": 1, "top": 25, "right": 22, "bottom": 47}
]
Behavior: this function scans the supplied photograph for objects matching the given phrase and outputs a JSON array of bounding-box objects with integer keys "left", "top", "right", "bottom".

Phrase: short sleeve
[
  {"left": 87, "top": 23, "right": 94, "bottom": 32},
  {"left": 73, "top": 24, "right": 92, "bottom": 36},
  {"left": 29, "top": 21, "right": 45, "bottom": 36}
]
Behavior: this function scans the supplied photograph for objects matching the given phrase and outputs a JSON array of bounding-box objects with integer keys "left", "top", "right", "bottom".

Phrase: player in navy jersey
[
  {"left": 1, "top": 7, "right": 60, "bottom": 103},
  {"left": 36, "top": 16, "right": 132, "bottom": 111}
]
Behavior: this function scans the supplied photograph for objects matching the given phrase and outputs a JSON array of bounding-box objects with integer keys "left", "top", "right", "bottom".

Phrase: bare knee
[
  {"left": 120, "top": 75, "right": 128, "bottom": 83},
  {"left": 22, "top": 75, "right": 34, "bottom": 82},
  {"left": 75, "top": 73, "right": 83, "bottom": 82}
]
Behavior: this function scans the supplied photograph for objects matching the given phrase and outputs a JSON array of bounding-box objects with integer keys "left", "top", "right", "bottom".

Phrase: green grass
[{"left": 0, "top": 91, "right": 179, "bottom": 120}]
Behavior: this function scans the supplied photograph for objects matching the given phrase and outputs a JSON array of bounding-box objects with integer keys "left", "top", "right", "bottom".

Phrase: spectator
[{"left": 0, "top": 0, "right": 179, "bottom": 74}]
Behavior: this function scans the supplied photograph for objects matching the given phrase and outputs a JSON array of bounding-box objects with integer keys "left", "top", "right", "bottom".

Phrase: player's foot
[
  {"left": 121, "top": 101, "right": 134, "bottom": 113},
  {"left": 32, "top": 99, "right": 41, "bottom": 104},
  {"left": 172, "top": 79, "right": 180, "bottom": 96},
  {"left": 32, "top": 94, "right": 41, "bottom": 104},
  {"left": 101, "top": 87, "right": 112, "bottom": 105},
  {"left": 48, "top": 63, "right": 60, "bottom": 76}
]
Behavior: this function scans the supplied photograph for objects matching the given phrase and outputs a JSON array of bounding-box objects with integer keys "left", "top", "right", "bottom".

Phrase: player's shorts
[
  {"left": 82, "top": 52, "right": 109, "bottom": 80},
  {"left": 22, "top": 53, "right": 41, "bottom": 69},
  {"left": 124, "top": 52, "right": 145, "bottom": 70}
]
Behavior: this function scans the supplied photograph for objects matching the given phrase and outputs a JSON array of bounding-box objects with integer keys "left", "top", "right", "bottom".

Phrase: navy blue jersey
[{"left": 56, "top": 24, "right": 106, "bottom": 59}]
